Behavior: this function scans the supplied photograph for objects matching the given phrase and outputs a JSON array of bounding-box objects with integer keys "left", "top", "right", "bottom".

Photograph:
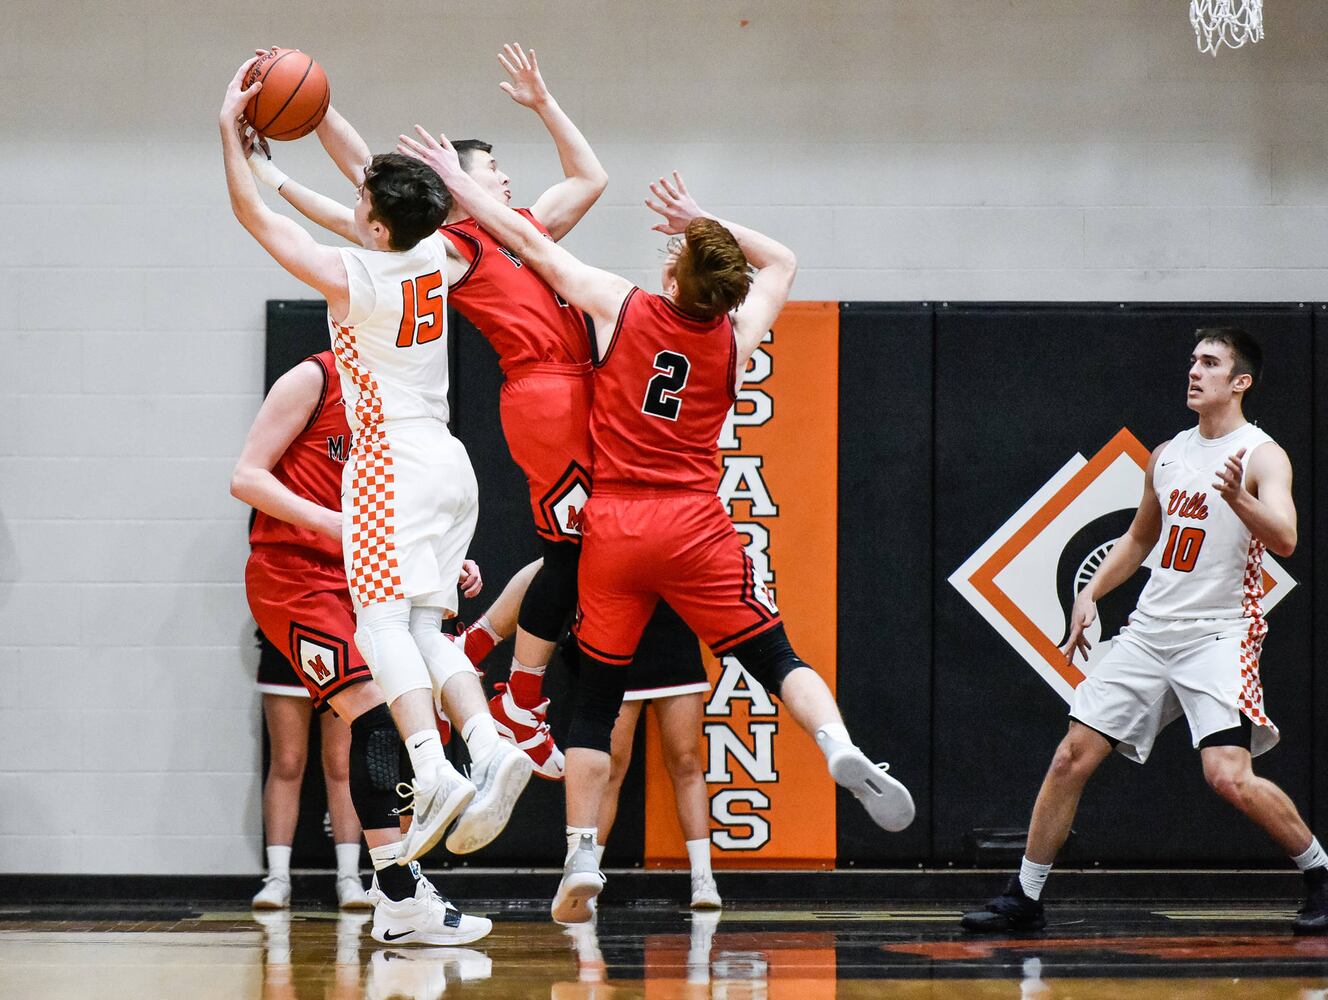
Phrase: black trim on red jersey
[
  {"left": 300, "top": 355, "right": 332, "bottom": 434},
  {"left": 439, "top": 225, "right": 483, "bottom": 289},
  {"left": 596, "top": 287, "right": 640, "bottom": 369},
  {"left": 659, "top": 295, "right": 723, "bottom": 327},
  {"left": 573, "top": 633, "right": 636, "bottom": 667}
]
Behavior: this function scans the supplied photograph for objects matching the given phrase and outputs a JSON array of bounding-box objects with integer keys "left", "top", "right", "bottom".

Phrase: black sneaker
[
  {"left": 1293, "top": 867, "right": 1328, "bottom": 935},
  {"left": 960, "top": 877, "right": 1046, "bottom": 933}
]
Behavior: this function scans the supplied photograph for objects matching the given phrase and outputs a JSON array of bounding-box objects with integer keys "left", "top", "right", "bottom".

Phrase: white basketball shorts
[
  {"left": 342, "top": 417, "right": 478, "bottom": 615},
  {"left": 1069, "top": 611, "right": 1278, "bottom": 764}
]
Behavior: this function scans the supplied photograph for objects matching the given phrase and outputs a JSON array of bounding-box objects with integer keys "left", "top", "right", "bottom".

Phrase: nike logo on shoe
[{"left": 380, "top": 929, "right": 413, "bottom": 942}]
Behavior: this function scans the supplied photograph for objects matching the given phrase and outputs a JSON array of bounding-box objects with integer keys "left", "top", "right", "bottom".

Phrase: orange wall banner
[{"left": 644, "top": 301, "right": 840, "bottom": 869}]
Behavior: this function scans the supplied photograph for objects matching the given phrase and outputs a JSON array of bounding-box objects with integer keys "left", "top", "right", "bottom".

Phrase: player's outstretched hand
[
  {"left": 1212, "top": 447, "right": 1247, "bottom": 505},
  {"left": 458, "top": 559, "right": 483, "bottom": 599},
  {"left": 397, "top": 126, "right": 463, "bottom": 180},
  {"left": 498, "top": 42, "right": 550, "bottom": 109},
  {"left": 1060, "top": 589, "right": 1097, "bottom": 664},
  {"left": 221, "top": 56, "right": 263, "bottom": 126},
  {"left": 645, "top": 172, "right": 705, "bottom": 235}
]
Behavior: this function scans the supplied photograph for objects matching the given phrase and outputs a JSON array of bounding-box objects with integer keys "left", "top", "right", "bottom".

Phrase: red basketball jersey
[
  {"left": 248, "top": 352, "right": 349, "bottom": 561},
  {"left": 441, "top": 209, "right": 592, "bottom": 376},
  {"left": 590, "top": 288, "right": 737, "bottom": 493}
]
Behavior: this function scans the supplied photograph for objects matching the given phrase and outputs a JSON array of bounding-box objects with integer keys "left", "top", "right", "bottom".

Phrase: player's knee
[
  {"left": 517, "top": 540, "right": 580, "bottom": 641},
  {"left": 566, "top": 655, "right": 627, "bottom": 753},
  {"left": 321, "top": 743, "right": 350, "bottom": 783},
  {"left": 348, "top": 703, "right": 405, "bottom": 831},
  {"left": 407, "top": 606, "right": 475, "bottom": 690},
  {"left": 1203, "top": 758, "right": 1250, "bottom": 804},
  {"left": 1049, "top": 735, "right": 1098, "bottom": 784},
  {"left": 664, "top": 743, "right": 702, "bottom": 781},
  {"left": 269, "top": 743, "right": 308, "bottom": 783},
  {"left": 726, "top": 624, "right": 806, "bottom": 698}
]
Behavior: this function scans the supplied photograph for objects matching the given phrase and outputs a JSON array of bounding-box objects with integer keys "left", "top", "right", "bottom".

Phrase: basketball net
[{"left": 1190, "top": 0, "right": 1263, "bottom": 55}]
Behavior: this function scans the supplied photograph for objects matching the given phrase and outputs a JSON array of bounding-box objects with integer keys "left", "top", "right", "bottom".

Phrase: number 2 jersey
[
  {"left": 1136, "top": 422, "right": 1275, "bottom": 621},
  {"left": 590, "top": 287, "right": 737, "bottom": 494}
]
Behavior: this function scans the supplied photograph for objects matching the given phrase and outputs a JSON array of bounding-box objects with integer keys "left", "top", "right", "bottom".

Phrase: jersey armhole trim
[
  {"left": 300, "top": 356, "right": 330, "bottom": 434},
  {"left": 596, "top": 287, "right": 639, "bottom": 369},
  {"left": 727, "top": 319, "right": 739, "bottom": 403},
  {"left": 440, "top": 227, "right": 482, "bottom": 289}
]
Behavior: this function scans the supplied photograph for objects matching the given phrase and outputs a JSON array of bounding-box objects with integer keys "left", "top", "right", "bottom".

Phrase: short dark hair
[
  {"left": 1195, "top": 326, "right": 1263, "bottom": 396},
  {"left": 362, "top": 153, "right": 451, "bottom": 251},
  {"left": 672, "top": 218, "right": 753, "bottom": 319},
  {"left": 452, "top": 139, "right": 494, "bottom": 174}
]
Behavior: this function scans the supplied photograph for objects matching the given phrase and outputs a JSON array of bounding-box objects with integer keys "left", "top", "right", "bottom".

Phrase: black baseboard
[{"left": 0, "top": 868, "right": 1306, "bottom": 907}]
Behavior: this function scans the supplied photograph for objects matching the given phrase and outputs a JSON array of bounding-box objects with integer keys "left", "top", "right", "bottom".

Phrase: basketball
[{"left": 243, "top": 48, "right": 330, "bottom": 141}]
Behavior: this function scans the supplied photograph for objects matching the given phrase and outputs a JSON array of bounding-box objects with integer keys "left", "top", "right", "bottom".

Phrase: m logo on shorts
[
  {"left": 291, "top": 625, "right": 348, "bottom": 692},
  {"left": 948, "top": 429, "right": 1296, "bottom": 705},
  {"left": 540, "top": 462, "right": 592, "bottom": 541}
]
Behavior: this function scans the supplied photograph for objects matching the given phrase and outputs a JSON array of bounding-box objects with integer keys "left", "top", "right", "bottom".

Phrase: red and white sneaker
[
  {"left": 488, "top": 683, "right": 565, "bottom": 781},
  {"left": 449, "top": 620, "right": 498, "bottom": 670}
]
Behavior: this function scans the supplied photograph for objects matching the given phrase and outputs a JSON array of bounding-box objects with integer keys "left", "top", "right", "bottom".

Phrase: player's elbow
[
  {"left": 230, "top": 467, "right": 257, "bottom": 505},
  {"left": 1270, "top": 529, "right": 1296, "bottom": 559}
]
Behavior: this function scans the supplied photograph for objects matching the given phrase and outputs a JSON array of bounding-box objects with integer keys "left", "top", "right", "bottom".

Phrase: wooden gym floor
[{"left": 4, "top": 897, "right": 1328, "bottom": 999}]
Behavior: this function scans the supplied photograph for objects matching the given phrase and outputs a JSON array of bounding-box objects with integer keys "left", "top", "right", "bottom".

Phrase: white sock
[
  {"left": 462, "top": 713, "right": 501, "bottom": 760},
  {"left": 1292, "top": 837, "right": 1328, "bottom": 871},
  {"left": 474, "top": 616, "right": 501, "bottom": 642},
  {"left": 814, "top": 723, "right": 854, "bottom": 760},
  {"left": 1018, "top": 856, "right": 1053, "bottom": 901},
  {"left": 368, "top": 840, "right": 404, "bottom": 871},
  {"left": 593, "top": 844, "right": 606, "bottom": 865},
  {"left": 566, "top": 826, "right": 598, "bottom": 862},
  {"left": 686, "top": 838, "right": 712, "bottom": 878},
  {"left": 334, "top": 842, "right": 361, "bottom": 880},
  {"left": 266, "top": 844, "right": 292, "bottom": 881},
  {"left": 405, "top": 728, "right": 445, "bottom": 784},
  {"left": 511, "top": 656, "right": 547, "bottom": 678}
]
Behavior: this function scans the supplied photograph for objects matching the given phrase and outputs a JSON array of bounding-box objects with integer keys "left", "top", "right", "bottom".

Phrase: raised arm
[
  {"left": 245, "top": 133, "right": 361, "bottom": 245},
  {"left": 645, "top": 173, "right": 796, "bottom": 367},
  {"left": 497, "top": 43, "right": 608, "bottom": 241},
  {"left": 398, "top": 127, "right": 631, "bottom": 339},
  {"left": 1219, "top": 442, "right": 1297, "bottom": 557},
  {"left": 1061, "top": 443, "right": 1167, "bottom": 663},
  {"left": 220, "top": 59, "right": 349, "bottom": 318},
  {"left": 315, "top": 105, "right": 373, "bottom": 187},
  {"left": 230, "top": 359, "right": 342, "bottom": 542}
]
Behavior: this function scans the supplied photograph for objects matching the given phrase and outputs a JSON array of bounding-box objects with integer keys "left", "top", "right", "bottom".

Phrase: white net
[{"left": 1189, "top": 0, "right": 1264, "bottom": 55}]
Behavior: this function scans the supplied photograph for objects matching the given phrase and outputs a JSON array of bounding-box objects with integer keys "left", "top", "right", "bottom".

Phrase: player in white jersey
[
  {"left": 220, "top": 59, "right": 531, "bottom": 942},
  {"left": 962, "top": 327, "right": 1328, "bottom": 936}
]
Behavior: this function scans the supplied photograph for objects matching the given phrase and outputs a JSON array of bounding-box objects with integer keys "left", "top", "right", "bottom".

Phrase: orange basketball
[{"left": 244, "top": 48, "right": 330, "bottom": 141}]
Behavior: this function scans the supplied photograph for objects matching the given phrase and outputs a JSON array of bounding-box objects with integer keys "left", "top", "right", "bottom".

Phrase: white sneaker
[
  {"left": 367, "top": 946, "right": 493, "bottom": 1000},
  {"left": 444, "top": 741, "right": 534, "bottom": 854},
  {"left": 398, "top": 764, "right": 476, "bottom": 864},
  {"left": 552, "top": 834, "right": 605, "bottom": 924},
  {"left": 826, "top": 746, "right": 915, "bottom": 833},
  {"left": 689, "top": 872, "right": 722, "bottom": 910},
  {"left": 371, "top": 877, "right": 491, "bottom": 947},
  {"left": 338, "top": 873, "right": 374, "bottom": 910},
  {"left": 251, "top": 874, "right": 291, "bottom": 910}
]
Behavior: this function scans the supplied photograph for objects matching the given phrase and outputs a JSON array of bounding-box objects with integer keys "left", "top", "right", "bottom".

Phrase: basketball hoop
[{"left": 1190, "top": 0, "right": 1263, "bottom": 55}]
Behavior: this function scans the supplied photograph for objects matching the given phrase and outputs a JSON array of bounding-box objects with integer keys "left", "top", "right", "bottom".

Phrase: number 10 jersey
[{"left": 1136, "top": 422, "right": 1275, "bottom": 621}]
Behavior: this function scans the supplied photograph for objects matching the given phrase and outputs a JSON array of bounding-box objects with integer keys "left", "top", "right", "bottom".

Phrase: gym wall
[{"left": 2, "top": 0, "right": 1327, "bottom": 875}]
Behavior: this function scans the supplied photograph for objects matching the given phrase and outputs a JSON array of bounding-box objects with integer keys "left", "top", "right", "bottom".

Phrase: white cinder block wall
[{"left": 2, "top": 1, "right": 1325, "bottom": 874}]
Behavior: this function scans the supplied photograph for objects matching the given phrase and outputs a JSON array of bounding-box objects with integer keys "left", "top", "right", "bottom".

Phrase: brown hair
[
  {"left": 1195, "top": 326, "right": 1263, "bottom": 398},
  {"left": 672, "top": 218, "right": 752, "bottom": 319},
  {"left": 362, "top": 153, "right": 452, "bottom": 251}
]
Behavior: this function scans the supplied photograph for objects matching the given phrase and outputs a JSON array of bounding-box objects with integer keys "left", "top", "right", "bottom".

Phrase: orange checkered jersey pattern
[
  {"left": 334, "top": 325, "right": 404, "bottom": 607},
  {"left": 1238, "top": 537, "right": 1275, "bottom": 737}
]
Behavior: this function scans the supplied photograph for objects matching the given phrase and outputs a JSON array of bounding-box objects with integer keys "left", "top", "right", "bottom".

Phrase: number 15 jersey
[
  {"left": 329, "top": 231, "right": 453, "bottom": 436},
  {"left": 1136, "top": 422, "right": 1275, "bottom": 621}
]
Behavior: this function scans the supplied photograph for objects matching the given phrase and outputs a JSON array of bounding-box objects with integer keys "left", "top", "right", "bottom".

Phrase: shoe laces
[{"left": 392, "top": 781, "right": 417, "bottom": 817}]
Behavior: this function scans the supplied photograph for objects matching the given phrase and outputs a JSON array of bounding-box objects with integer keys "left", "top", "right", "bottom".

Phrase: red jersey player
[
  {"left": 401, "top": 130, "right": 917, "bottom": 922},
  {"left": 250, "top": 44, "right": 610, "bottom": 780}
]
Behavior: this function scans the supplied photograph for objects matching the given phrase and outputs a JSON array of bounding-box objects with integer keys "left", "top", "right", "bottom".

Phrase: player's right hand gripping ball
[{"left": 244, "top": 47, "right": 330, "bottom": 140}]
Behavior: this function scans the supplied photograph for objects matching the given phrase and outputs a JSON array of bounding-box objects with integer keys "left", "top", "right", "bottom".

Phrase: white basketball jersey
[
  {"left": 329, "top": 231, "right": 452, "bottom": 436},
  {"left": 1136, "top": 422, "right": 1275, "bottom": 621}
]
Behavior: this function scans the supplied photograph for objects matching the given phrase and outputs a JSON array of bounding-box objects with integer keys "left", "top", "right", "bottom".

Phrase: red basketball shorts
[
  {"left": 499, "top": 363, "right": 593, "bottom": 543},
  {"left": 246, "top": 544, "right": 372, "bottom": 709},
  {"left": 573, "top": 491, "right": 782, "bottom": 666}
]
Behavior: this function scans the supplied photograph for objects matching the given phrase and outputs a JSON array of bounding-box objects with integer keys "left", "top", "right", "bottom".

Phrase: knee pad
[
  {"left": 354, "top": 600, "right": 431, "bottom": 706},
  {"left": 517, "top": 540, "right": 581, "bottom": 641},
  {"left": 349, "top": 703, "right": 406, "bottom": 832},
  {"left": 408, "top": 606, "right": 478, "bottom": 698},
  {"left": 565, "top": 653, "right": 627, "bottom": 753},
  {"left": 727, "top": 624, "right": 808, "bottom": 698}
]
